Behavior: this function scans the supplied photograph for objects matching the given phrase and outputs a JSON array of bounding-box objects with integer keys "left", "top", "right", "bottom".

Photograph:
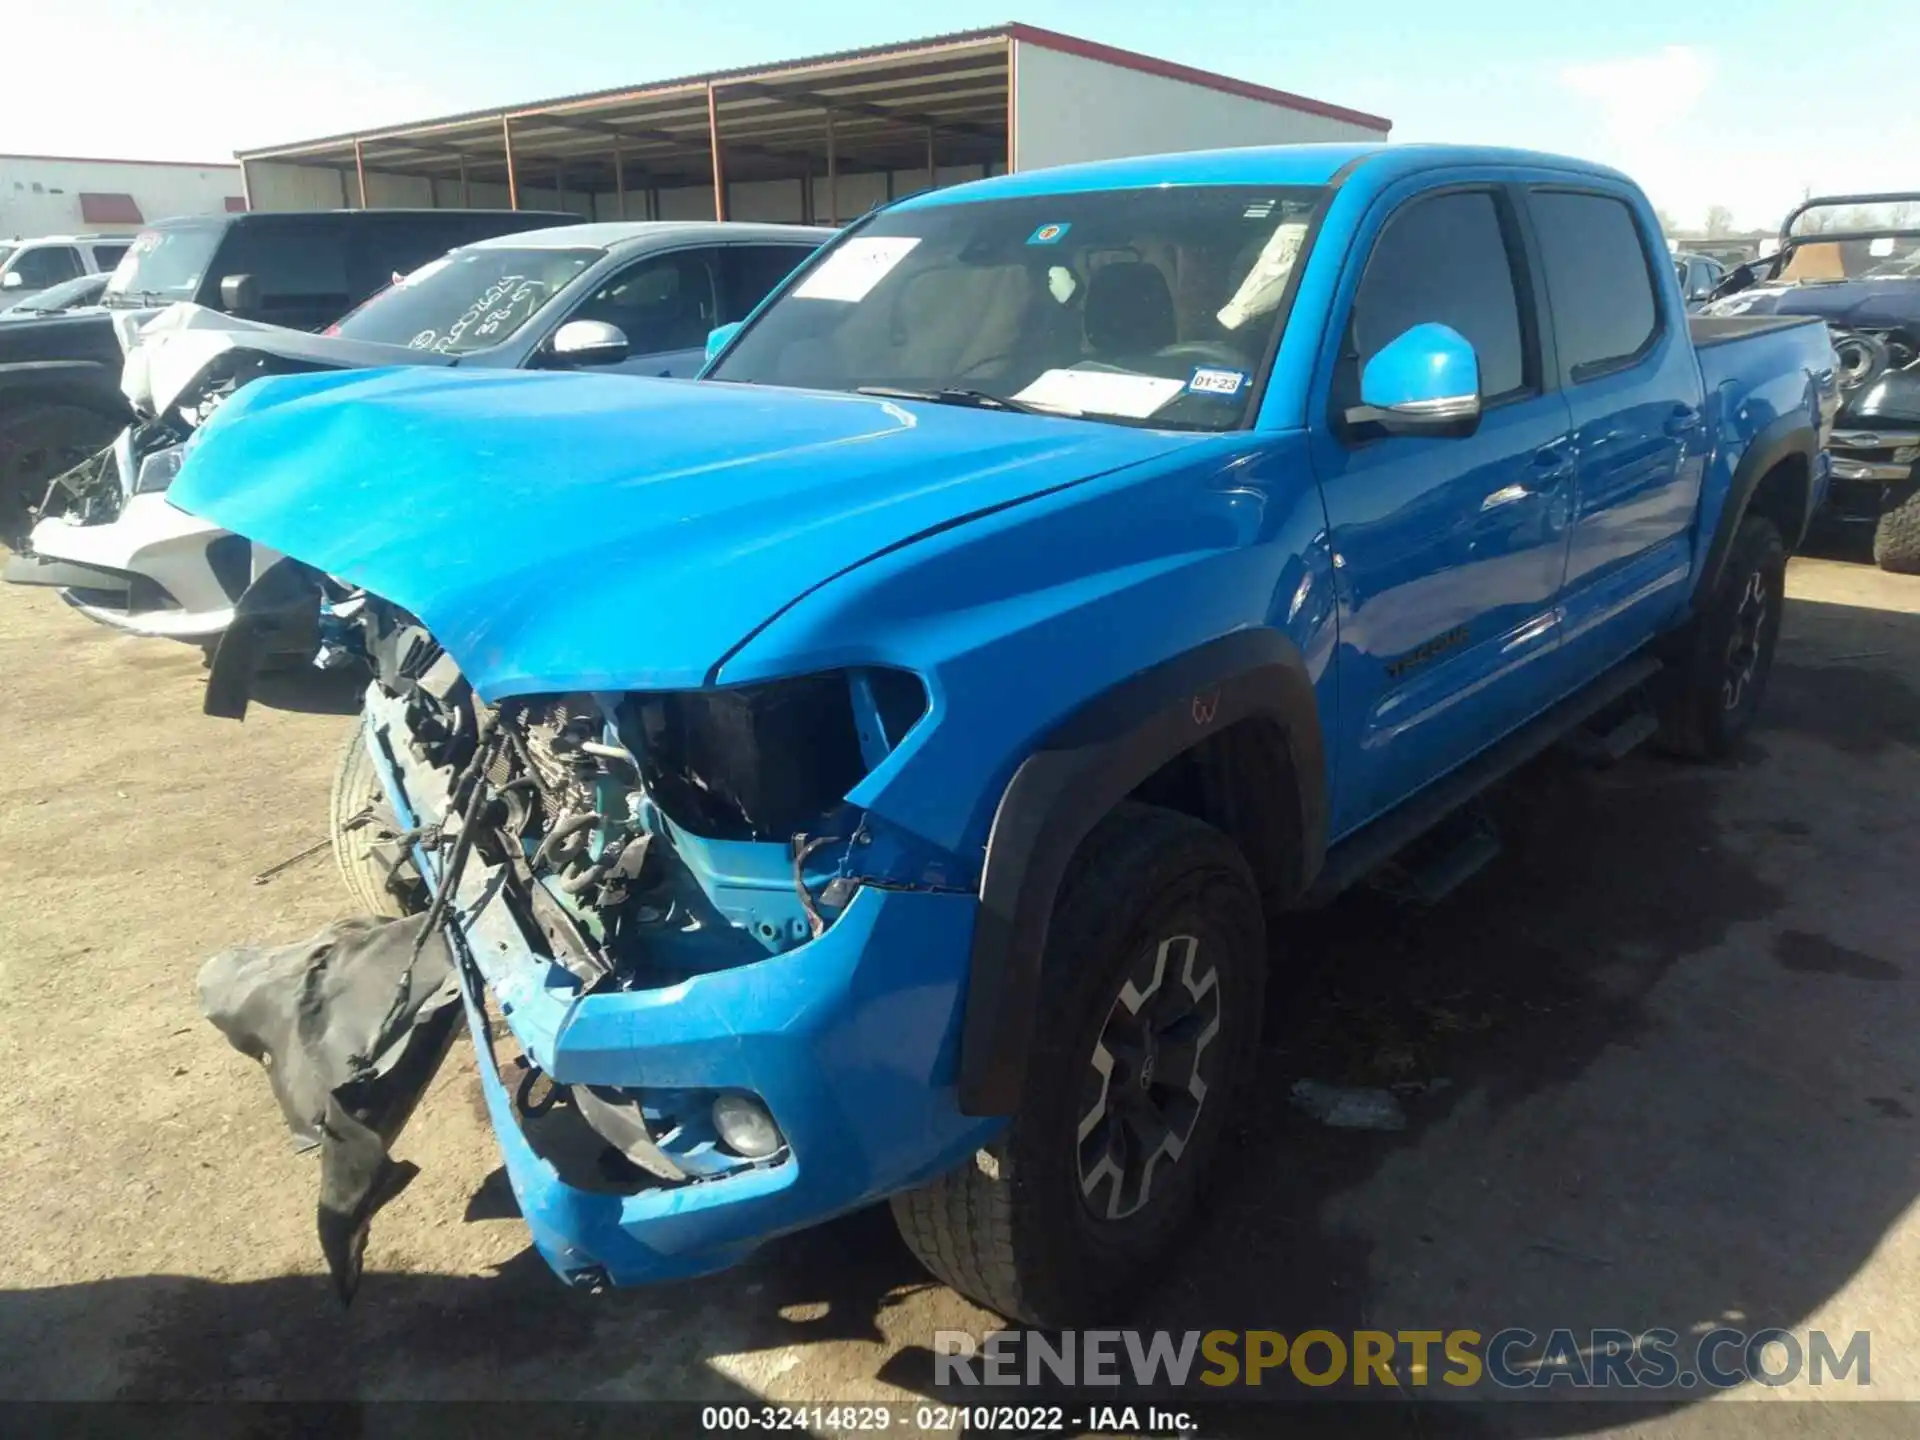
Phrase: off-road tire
[
  {"left": 330, "top": 722, "right": 422, "bottom": 917},
  {"left": 1872, "top": 483, "right": 1920, "bottom": 575},
  {"left": 1656, "top": 514, "right": 1786, "bottom": 759},
  {"left": 890, "top": 802, "right": 1265, "bottom": 1324}
]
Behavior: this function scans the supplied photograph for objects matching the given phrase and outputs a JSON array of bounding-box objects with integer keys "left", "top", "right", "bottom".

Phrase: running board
[
  {"left": 1300, "top": 653, "right": 1662, "bottom": 908},
  {"left": 1561, "top": 708, "right": 1659, "bottom": 768},
  {"left": 1369, "top": 806, "right": 1503, "bottom": 907}
]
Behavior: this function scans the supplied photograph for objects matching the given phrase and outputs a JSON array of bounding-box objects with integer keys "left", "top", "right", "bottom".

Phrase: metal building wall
[
  {"left": 1010, "top": 41, "right": 1386, "bottom": 172},
  {"left": 0, "top": 155, "right": 243, "bottom": 237}
]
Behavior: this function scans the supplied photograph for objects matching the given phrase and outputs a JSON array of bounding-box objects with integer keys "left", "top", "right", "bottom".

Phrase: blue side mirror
[
  {"left": 1349, "top": 322, "right": 1482, "bottom": 438},
  {"left": 705, "top": 321, "right": 743, "bottom": 364}
]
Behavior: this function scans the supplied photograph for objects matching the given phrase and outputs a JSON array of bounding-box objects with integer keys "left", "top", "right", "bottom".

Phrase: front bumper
[
  {"left": 363, "top": 698, "right": 1001, "bottom": 1287},
  {"left": 13, "top": 493, "right": 265, "bottom": 640}
]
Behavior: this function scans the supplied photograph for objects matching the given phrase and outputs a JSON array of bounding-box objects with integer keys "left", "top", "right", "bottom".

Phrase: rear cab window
[{"left": 1528, "top": 190, "right": 1662, "bottom": 382}]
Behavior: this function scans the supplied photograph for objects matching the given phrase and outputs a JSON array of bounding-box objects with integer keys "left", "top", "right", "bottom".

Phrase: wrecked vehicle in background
[
  {"left": 4, "top": 222, "right": 829, "bottom": 637},
  {"left": 0, "top": 207, "right": 579, "bottom": 547},
  {"left": 1704, "top": 192, "right": 1920, "bottom": 571},
  {"left": 176, "top": 144, "right": 1832, "bottom": 1321}
]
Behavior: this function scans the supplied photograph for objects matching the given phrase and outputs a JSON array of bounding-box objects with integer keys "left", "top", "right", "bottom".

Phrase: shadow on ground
[{"left": 4, "top": 575, "right": 1918, "bottom": 1435}]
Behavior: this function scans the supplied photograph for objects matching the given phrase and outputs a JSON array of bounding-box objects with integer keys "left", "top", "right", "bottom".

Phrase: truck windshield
[
  {"left": 330, "top": 246, "right": 602, "bottom": 354},
  {"left": 709, "top": 185, "right": 1326, "bottom": 431},
  {"left": 104, "top": 223, "right": 224, "bottom": 306}
]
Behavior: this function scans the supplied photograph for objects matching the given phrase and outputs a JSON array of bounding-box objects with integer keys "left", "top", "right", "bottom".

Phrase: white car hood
[{"left": 119, "top": 303, "right": 444, "bottom": 418}]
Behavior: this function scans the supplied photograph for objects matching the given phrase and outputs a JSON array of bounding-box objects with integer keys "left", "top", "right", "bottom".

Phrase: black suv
[{"left": 1, "top": 207, "right": 578, "bottom": 542}]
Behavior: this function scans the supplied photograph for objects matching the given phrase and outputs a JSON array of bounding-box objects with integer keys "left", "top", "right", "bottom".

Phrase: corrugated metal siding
[{"left": 1012, "top": 42, "right": 1385, "bottom": 173}]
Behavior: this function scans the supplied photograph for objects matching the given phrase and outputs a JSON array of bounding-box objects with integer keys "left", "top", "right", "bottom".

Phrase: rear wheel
[
  {"left": 890, "top": 802, "right": 1264, "bottom": 1324},
  {"left": 330, "top": 723, "right": 425, "bottom": 917},
  {"left": 1656, "top": 513, "right": 1786, "bottom": 758},
  {"left": 1873, "top": 483, "right": 1920, "bottom": 574}
]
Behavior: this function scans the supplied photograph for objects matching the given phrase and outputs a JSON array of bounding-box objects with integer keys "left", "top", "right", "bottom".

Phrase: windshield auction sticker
[
  {"left": 793, "top": 237, "right": 921, "bottom": 302},
  {"left": 1014, "top": 368, "right": 1187, "bottom": 418}
]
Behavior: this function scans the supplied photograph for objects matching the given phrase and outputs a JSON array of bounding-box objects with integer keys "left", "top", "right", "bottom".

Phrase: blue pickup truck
[{"left": 175, "top": 143, "right": 1836, "bottom": 1324}]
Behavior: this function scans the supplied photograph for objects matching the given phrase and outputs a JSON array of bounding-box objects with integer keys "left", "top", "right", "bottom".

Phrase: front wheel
[
  {"left": 1656, "top": 514, "right": 1786, "bottom": 758},
  {"left": 890, "top": 802, "right": 1264, "bottom": 1324},
  {"left": 330, "top": 722, "right": 425, "bottom": 917}
]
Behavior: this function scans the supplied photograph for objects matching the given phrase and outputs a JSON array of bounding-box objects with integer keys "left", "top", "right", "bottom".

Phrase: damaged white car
[{"left": 4, "top": 221, "right": 829, "bottom": 638}]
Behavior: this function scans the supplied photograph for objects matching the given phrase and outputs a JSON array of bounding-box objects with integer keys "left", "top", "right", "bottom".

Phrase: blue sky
[{"left": 8, "top": 0, "right": 1908, "bottom": 231}]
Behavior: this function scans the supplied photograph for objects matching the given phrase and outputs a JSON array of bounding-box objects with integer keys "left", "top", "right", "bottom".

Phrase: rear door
[
  {"left": 1525, "top": 187, "right": 1706, "bottom": 672},
  {"left": 1310, "top": 182, "right": 1576, "bottom": 832},
  {"left": 88, "top": 241, "right": 131, "bottom": 274}
]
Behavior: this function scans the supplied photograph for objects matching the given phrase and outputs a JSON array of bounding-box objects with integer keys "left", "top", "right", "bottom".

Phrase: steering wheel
[
  {"left": 953, "top": 350, "right": 1019, "bottom": 380},
  {"left": 1152, "top": 341, "right": 1252, "bottom": 370}
]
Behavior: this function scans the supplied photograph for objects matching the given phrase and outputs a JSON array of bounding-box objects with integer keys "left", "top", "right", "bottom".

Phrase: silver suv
[{"left": 0, "top": 234, "right": 131, "bottom": 309}]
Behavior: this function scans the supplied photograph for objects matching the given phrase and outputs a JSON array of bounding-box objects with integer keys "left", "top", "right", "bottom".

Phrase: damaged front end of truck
[
  {"left": 162, "top": 360, "right": 1215, "bottom": 1293},
  {"left": 209, "top": 565, "right": 996, "bottom": 1294}
]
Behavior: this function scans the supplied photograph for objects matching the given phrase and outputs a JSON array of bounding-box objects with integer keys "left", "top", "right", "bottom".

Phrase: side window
[
  {"left": 90, "top": 242, "right": 130, "bottom": 272},
  {"left": 1346, "top": 190, "right": 1529, "bottom": 405},
  {"left": 1529, "top": 190, "right": 1660, "bottom": 381},
  {"left": 13, "top": 245, "right": 84, "bottom": 287},
  {"left": 719, "top": 245, "right": 813, "bottom": 322},
  {"left": 217, "top": 227, "right": 351, "bottom": 311},
  {"left": 569, "top": 251, "right": 718, "bottom": 353}
]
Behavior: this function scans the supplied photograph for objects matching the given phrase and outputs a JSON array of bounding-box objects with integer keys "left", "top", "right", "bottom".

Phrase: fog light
[{"left": 712, "top": 1094, "right": 782, "bottom": 1158}]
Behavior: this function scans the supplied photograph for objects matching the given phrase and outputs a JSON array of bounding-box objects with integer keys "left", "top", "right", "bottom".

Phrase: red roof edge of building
[
  {"left": 1005, "top": 23, "right": 1391, "bottom": 134},
  {"left": 0, "top": 152, "right": 239, "bottom": 171}
]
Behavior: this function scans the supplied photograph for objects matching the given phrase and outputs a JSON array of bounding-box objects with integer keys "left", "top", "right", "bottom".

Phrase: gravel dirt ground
[{"left": 0, "top": 540, "right": 1916, "bottom": 1436}]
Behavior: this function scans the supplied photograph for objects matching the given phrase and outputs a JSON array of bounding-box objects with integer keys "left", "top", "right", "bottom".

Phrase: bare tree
[
  {"left": 1705, "top": 205, "right": 1735, "bottom": 238},
  {"left": 1652, "top": 206, "right": 1681, "bottom": 237}
]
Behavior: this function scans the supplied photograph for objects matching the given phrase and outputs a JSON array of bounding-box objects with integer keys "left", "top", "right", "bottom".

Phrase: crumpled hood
[
  {"left": 1709, "top": 278, "right": 1920, "bottom": 328},
  {"left": 122, "top": 302, "right": 440, "bottom": 417},
  {"left": 168, "top": 366, "right": 1201, "bottom": 695}
]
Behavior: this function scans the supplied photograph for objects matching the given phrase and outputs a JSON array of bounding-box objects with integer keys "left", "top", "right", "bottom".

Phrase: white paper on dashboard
[
  {"left": 1013, "top": 368, "right": 1187, "bottom": 418},
  {"left": 792, "top": 237, "right": 921, "bottom": 301}
]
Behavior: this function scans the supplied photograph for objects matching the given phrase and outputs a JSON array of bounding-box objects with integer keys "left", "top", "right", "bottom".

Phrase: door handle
[
  {"left": 1664, "top": 405, "right": 1701, "bottom": 437},
  {"left": 1532, "top": 438, "right": 1574, "bottom": 470}
]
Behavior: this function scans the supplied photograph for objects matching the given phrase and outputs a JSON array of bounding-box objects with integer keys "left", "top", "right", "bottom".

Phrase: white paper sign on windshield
[
  {"left": 1014, "top": 368, "right": 1187, "bottom": 419},
  {"left": 793, "top": 237, "right": 921, "bottom": 302}
]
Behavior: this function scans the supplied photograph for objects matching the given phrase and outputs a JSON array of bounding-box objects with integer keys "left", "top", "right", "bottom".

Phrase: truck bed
[{"left": 1689, "top": 313, "right": 1828, "bottom": 348}]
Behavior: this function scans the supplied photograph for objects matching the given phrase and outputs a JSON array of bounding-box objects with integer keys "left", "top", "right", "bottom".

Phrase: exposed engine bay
[{"left": 266, "top": 576, "right": 947, "bottom": 1207}]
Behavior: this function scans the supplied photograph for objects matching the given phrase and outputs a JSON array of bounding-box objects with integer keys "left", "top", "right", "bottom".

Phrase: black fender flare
[
  {"left": 1694, "top": 412, "right": 1816, "bottom": 609},
  {"left": 957, "top": 628, "right": 1326, "bottom": 1116}
]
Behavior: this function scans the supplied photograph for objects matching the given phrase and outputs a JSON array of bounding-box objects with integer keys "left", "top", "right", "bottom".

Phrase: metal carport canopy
[{"left": 234, "top": 24, "right": 1389, "bottom": 221}]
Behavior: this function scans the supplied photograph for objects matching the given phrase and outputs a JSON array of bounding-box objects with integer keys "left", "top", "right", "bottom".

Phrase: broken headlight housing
[
  {"left": 130, "top": 442, "right": 187, "bottom": 495},
  {"left": 616, "top": 669, "right": 928, "bottom": 843}
]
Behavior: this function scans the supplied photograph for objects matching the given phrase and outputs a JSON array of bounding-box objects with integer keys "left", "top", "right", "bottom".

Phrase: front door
[
  {"left": 567, "top": 249, "right": 722, "bottom": 378},
  {"left": 1310, "top": 184, "right": 1575, "bottom": 835}
]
